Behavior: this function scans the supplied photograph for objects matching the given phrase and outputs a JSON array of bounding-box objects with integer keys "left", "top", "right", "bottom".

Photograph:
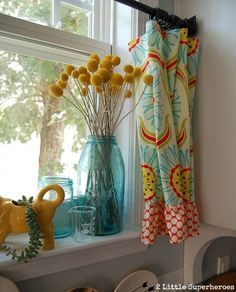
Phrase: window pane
[
  {"left": 0, "top": 51, "right": 86, "bottom": 199},
  {"left": 0, "top": 0, "right": 52, "bottom": 25},
  {"left": 0, "top": 0, "right": 93, "bottom": 37},
  {"left": 60, "top": 3, "right": 89, "bottom": 37}
]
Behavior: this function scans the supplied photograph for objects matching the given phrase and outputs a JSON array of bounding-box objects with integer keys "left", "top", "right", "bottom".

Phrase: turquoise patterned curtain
[{"left": 129, "top": 20, "right": 200, "bottom": 244}]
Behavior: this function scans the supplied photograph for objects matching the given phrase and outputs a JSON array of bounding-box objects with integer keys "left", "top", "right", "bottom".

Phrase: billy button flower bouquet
[{"left": 50, "top": 53, "right": 153, "bottom": 235}]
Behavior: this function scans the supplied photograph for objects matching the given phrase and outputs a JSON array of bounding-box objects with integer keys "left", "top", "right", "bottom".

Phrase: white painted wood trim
[
  {"left": 111, "top": 1, "right": 144, "bottom": 227},
  {"left": 52, "top": 0, "right": 60, "bottom": 27},
  {"left": 0, "top": 35, "right": 91, "bottom": 65},
  {"left": 0, "top": 228, "right": 147, "bottom": 282},
  {"left": 0, "top": 13, "right": 110, "bottom": 57},
  {"left": 63, "top": 0, "right": 93, "bottom": 12},
  {"left": 93, "top": 0, "right": 112, "bottom": 43}
]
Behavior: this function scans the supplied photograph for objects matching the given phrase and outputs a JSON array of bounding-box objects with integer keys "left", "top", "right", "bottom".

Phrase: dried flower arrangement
[
  {"left": 49, "top": 53, "right": 153, "bottom": 235},
  {"left": 49, "top": 53, "right": 153, "bottom": 135}
]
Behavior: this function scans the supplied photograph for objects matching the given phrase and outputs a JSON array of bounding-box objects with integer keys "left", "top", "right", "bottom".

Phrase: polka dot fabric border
[{"left": 141, "top": 201, "right": 199, "bottom": 245}]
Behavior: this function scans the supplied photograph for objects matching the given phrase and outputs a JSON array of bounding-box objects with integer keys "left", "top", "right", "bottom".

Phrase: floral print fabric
[{"left": 129, "top": 20, "right": 200, "bottom": 244}]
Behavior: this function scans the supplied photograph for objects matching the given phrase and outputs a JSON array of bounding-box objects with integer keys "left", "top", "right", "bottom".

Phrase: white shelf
[{"left": 0, "top": 227, "right": 147, "bottom": 282}]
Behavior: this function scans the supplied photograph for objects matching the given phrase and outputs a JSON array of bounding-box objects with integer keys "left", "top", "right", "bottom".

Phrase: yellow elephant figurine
[{"left": 0, "top": 184, "right": 65, "bottom": 250}]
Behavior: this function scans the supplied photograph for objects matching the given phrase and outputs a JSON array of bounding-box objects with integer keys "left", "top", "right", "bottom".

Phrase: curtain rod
[{"left": 114, "top": 0, "right": 197, "bottom": 37}]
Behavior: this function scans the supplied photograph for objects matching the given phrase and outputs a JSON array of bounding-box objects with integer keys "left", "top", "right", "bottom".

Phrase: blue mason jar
[
  {"left": 39, "top": 176, "right": 74, "bottom": 238},
  {"left": 76, "top": 135, "right": 125, "bottom": 235}
]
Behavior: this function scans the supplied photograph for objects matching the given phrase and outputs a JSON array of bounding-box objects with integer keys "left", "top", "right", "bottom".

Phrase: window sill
[{"left": 0, "top": 227, "right": 146, "bottom": 282}]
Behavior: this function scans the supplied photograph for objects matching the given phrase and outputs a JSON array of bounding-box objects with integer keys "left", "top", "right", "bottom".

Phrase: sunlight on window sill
[{"left": 0, "top": 226, "right": 146, "bottom": 282}]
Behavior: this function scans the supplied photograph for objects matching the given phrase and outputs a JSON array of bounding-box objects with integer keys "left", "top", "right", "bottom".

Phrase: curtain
[{"left": 129, "top": 20, "right": 200, "bottom": 245}]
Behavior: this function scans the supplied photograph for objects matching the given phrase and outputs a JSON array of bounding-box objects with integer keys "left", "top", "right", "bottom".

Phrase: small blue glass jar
[{"left": 39, "top": 176, "right": 74, "bottom": 238}]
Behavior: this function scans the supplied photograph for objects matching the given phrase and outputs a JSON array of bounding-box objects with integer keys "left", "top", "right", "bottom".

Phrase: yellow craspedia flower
[
  {"left": 71, "top": 69, "right": 80, "bottom": 79},
  {"left": 60, "top": 72, "right": 69, "bottom": 82},
  {"left": 110, "top": 73, "right": 123, "bottom": 86},
  {"left": 124, "top": 73, "right": 134, "bottom": 84},
  {"left": 143, "top": 74, "right": 153, "bottom": 85},
  {"left": 81, "top": 87, "right": 87, "bottom": 97},
  {"left": 91, "top": 74, "right": 102, "bottom": 87},
  {"left": 95, "top": 86, "right": 103, "bottom": 94},
  {"left": 100, "top": 59, "right": 112, "bottom": 70},
  {"left": 124, "top": 89, "right": 132, "bottom": 98},
  {"left": 87, "top": 59, "right": 98, "bottom": 72},
  {"left": 49, "top": 84, "right": 63, "bottom": 97},
  {"left": 104, "top": 54, "right": 113, "bottom": 61},
  {"left": 86, "top": 72, "right": 91, "bottom": 85},
  {"left": 78, "top": 66, "right": 87, "bottom": 75},
  {"left": 133, "top": 67, "right": 142, "bottom": 78},
  {"left": 97, "top": 68, "right": 110, "bottom": 83},
  {"left": 56, "top": 80, "right": 67, "bottom": 89},
  {"left": 79, "top": 74, "right": 89, "bottom": 84},
  {"left": 124, "top": 64, "right": 134, "bottom": 74},
  {"left": 65, "top": 64, "right": 75, "bottom": 75},
  {"left": 89, "top": 53, "right": 100, "bottom": 64},
  {"left": 110, "top": 85, "right": 120, "bottom": 96},
  {"left": 111, "top": 56, "right": 121, "bottom": 66}
]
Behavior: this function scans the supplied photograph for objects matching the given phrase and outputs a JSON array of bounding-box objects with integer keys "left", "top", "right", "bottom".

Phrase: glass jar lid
[{"left": 40, "top": 176, "right": 73, "bottom": 186}]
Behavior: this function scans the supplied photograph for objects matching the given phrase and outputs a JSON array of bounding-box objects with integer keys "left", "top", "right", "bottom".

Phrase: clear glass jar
[
  {"left": 76, "top": 135, "right": 125, "bottom": 235},
  {"left": 39, "top": 176, "right": 74, "bottom": 238}
]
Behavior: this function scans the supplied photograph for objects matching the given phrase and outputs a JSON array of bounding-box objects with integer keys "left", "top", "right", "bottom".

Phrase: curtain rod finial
[{"left": 187, "top": 15, "right": 197, "bottom": 37}]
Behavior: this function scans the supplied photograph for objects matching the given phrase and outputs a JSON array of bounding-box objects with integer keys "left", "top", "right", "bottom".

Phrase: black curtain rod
[{"left": 114, "top": 0, "right": 197, "bottom": 37}]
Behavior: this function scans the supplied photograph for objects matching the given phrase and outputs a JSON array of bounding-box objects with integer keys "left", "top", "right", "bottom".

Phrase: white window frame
[
  {"left": 0, "top": 1, "right": 145, "bottom": 282},
  {"left": 0, "top": 14, "right": 109, "bottom": 62},
  {"left": 52, "top": 0, "right": 111, "bottom": 42}
]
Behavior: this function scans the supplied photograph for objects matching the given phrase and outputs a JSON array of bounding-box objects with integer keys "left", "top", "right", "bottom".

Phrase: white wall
[{"left": 175, "top": 0, "right": 236, "bottom": 230}]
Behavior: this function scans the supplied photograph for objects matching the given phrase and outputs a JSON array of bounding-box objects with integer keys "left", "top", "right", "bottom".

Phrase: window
[
  {"left": 0, "top": 1, "right": 140, "bottom": 227},
  {"left": 60, "top": 2, "right": 91, "bottom": 37},
  {"left": 0, "top": 9, "right": 110, "bottom": 199},
  {"left": 0, "top": 51, "right": 87, "bottom": 197},
  {"left": 0, "top": 4, "right": 145, "bottom": 279},
  {"left": 0, "top": 0, "right": 93, "bottom": 38}
]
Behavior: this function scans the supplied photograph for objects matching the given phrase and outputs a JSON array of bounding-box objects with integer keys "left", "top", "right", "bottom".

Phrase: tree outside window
[{"left": 0, "top": 0, "right": 91, "bottom": 197}]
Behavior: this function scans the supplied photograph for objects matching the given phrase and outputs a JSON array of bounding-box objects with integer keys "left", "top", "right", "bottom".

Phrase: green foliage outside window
[
  {"left": 0, "top": 0, "right": 52, "bottom": 25},
  {"left": 61, "top": 3, "right": 89, "bottom": 37},
  {"left": 0, "top": 0, "right": 90, "bottom": 179}
]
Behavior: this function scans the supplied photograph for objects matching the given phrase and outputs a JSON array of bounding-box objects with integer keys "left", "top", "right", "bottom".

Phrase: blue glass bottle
[
  {"left": 39, "top": 176, "right": 74, "bottom": 238},
  {"left": 76, "top": 135, "right": 125, "bottom": 235}
]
